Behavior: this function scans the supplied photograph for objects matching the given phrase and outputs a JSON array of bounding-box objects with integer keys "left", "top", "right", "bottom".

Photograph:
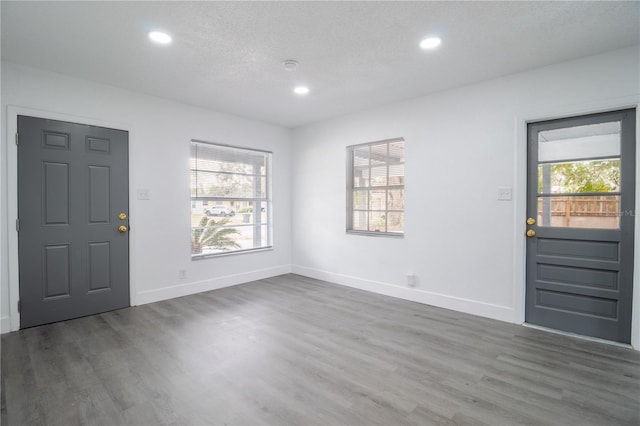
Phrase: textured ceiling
[{"left": 2, "top": 1, "right": 639, "bottom": 128}]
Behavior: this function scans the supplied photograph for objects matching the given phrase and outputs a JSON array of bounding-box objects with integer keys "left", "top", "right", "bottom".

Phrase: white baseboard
[
  {"left": 291, "top": 265, "right": 516, "bottom": 324},
  {"left": 135, "top": 264, "right": 292, "bottom": 306},
  {"left": 2, "top": 264, "right": 513, "bottom": 334},
  {"left": 1, "top": 317, "right": 12, "bottom": 334}
]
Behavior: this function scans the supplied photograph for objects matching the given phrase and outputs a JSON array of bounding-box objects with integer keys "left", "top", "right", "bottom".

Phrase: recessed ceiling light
[
  {"left": 294, "top": 86, "right": 310, "bottom": 95},
  {"left": 148, "top": 31, "right": 172, "bottom": 44},
  {"left": 420, "top": 37, "right": 441, "bottom": 50}
]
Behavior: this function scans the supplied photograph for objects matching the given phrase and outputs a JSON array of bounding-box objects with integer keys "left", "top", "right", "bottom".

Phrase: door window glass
[
  {"left": 537, "top": 121, "right": 621, "bottom": 229},
  {"left": 537, "top": 159, "right": 620, "bottom": 194},
  {"left": 538, "top": 121, "right": 620, "bottom": 162},
  {"left": 536, "top": 195, "right": 620, "bottom": 229}
]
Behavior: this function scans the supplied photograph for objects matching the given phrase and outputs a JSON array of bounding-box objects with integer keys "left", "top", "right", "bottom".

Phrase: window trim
[
  {"left": 190, "top": 139, "right": 273, "bottom": 259},
  {"left": 346, "top": 137, "right": 405, "bottom": 237}
]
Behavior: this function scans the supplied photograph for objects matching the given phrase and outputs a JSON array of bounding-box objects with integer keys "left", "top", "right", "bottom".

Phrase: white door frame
[
  {"left": 513, "top": 96, "right": 640, "bottom": 349},
  {"left": 5, "top": 105, "right": 138, "bottom": 331}
]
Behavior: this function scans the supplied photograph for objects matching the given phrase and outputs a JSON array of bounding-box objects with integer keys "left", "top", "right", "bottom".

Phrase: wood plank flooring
[{"left": 2, "top": 274, "right": 639, "bottom": 425}]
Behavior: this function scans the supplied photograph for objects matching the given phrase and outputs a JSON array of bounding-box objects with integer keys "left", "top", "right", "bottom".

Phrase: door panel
[
  {"left": 43, "top": 162, "right": 70, "bottom": 224},
  {"left": 18, "top": 116, "right": 129, "bottom": 328},
  {"left": 536, "top": 264, "right": 618, "bottom": 290},
  {"left": 526, "top": 109, "right": 635, "bottom": 343},
  {"left": 536, "top": 238, "right": 619, "bottom": 259},
  {"left": 43, "top": 244, "right": 71, "bottom": 298},
  {"left": 88, "top": 241, "right": 111, "bottom": 291},
  {"left": 88, "top": 165, "right": 111, "bottom": 223}
]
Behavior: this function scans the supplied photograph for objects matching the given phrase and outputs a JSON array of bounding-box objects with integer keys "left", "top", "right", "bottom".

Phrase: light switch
[
  {"left": 137, "top": 188, "right": 150, "bottom": 200},
  {"left": 497, "top": 187, "right": 512, "bottom": 201}
]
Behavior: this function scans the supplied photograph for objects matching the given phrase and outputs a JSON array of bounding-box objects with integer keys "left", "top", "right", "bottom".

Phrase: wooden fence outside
[{"left": 537, "top": 196, "right": 620, "bottom": 228}]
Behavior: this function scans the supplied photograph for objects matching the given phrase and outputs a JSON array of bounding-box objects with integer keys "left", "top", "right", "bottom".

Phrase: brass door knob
[
  {"left": 118, "top": 225, "right": 128, "bottom": 233},
  {"left": 118, "top": 213, "right": 127, "bottom": 220},
  {"left": 526, "top": 229, "right": 536, "bottom": 238},
  {"left": 526, "top": 217, "right": 536, "bottom": 225}
]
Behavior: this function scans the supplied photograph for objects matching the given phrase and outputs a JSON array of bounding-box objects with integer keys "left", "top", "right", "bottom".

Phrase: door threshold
[{"left": 522, "top": 323, "right": 634, "bottom": 350}]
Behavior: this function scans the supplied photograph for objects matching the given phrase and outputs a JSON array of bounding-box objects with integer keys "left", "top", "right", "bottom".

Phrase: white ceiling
[{"left": 2, "top": 1, "right": 639, "bottom": 128}]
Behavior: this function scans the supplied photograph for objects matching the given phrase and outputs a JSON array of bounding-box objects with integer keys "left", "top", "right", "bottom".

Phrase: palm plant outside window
[
  {"left": 347, "top": 138, "right": 405, "bottom": 236},
  {"left": 190, "top": 140, "right": 272, "bottom": 257}
]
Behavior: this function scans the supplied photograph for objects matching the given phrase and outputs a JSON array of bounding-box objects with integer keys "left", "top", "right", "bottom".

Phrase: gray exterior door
[
  {"left": 526, "top": 109, "right": 635, "bottom": 343},
  {"left": 18, "top": 116, "right": 130, "bottom": 328}
]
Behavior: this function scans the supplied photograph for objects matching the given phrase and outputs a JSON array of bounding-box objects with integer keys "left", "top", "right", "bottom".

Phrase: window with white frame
[
  {"left": 190, "top": 140, "right": 272, "bottom": 258},
  {"left": 347, "top": 138, "right": 405, "bottom": 236}
]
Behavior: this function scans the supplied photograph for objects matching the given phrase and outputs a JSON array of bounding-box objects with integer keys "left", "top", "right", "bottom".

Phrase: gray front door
[
  {"left": 18, "top": 116, "right": 130, "bottom": 328},
  {"left": 526, "top": 109, "right": 635, "bottom": 343}
]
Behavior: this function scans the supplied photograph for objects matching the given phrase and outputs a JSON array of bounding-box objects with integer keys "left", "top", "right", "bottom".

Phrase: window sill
[
  {"left": 191, "top": 246, "right": 273, "bottom": 260},
  {"left": 346, "top": 230, "right": 404, "bottom": 238}
]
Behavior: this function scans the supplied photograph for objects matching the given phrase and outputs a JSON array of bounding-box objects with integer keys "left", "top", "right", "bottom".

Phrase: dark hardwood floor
[{"left": 2, "top": 274, "right": 639, "bottom": 425}]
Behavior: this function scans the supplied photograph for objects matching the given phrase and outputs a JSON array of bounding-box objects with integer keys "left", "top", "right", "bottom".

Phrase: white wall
[
  {"left": 291, "top": 46, "right": 640, "bottom": 346},
  {"left": 1, "top": 62, "right": 293, "bottom": 332}
]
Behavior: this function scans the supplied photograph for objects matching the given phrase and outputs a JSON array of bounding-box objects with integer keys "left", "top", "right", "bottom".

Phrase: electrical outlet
[
  {"left": 406, "top": 273, "right": 417, "bottom": 287},
  {"left": 178, "top": 269, "right": 187, "bottom": 280}
]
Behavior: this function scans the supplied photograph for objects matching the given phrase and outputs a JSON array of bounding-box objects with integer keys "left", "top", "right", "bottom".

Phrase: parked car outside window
[{"left": 204, "top": 206, "right": 235, "bottom": 217}]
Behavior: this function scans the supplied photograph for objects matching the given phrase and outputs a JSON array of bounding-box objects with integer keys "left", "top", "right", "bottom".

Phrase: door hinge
[
  {"left": 17, "top": 300, "right": 21, "bottom": 313},
  {"left": 15, "top": 133, "right": 19, "bottom": 145},
  {"left": 16, "top": 218, "right": 20, "bottom": 232}
]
